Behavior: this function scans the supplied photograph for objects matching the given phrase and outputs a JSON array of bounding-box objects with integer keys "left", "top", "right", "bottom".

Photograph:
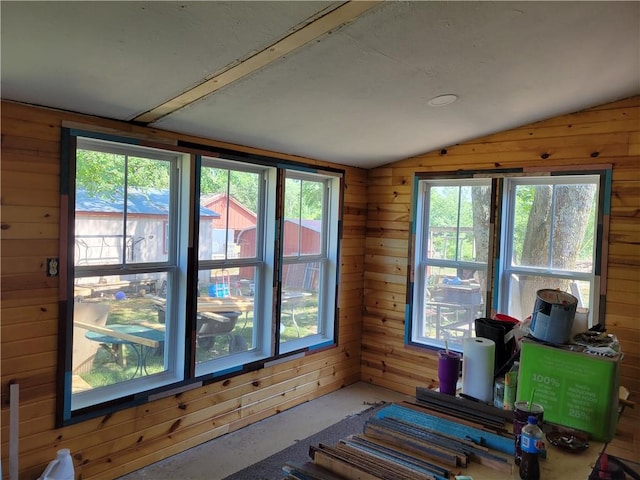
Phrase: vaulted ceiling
[{"left": 2, "top": 1, "right": 639, "bottom": 168}]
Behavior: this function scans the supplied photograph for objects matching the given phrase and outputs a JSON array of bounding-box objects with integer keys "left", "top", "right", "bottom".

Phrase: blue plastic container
[{"left": 208, "top": 283, "right": 230, "bottom": 298}]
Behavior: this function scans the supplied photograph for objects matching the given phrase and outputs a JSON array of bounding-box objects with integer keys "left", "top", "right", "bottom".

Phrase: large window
[
  {"left": 410, "top": 170, "right": 608, "bottom": 352},
  {"left": 69, "top": 138, "right": 183, "bottom": 414},
  {"left": 194, "top": 158, "right": 272, "bottom": 377},
  {"left": 411, "top": 179, "right": 491, "bottom": 349},
  {"left": 500, "top": 176, "right": 600, "bottom": 321},
  {"left": 279, "top": 172, "right": 340, "bottom": 354},
  {"left": 59, "top": 130, "right": 342, "bottom": 423}
]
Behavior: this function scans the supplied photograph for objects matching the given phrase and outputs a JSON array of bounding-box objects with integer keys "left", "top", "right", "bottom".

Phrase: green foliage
[
  {"left": 285, "top": 178, "right": 323, "bottom": 220},
  {"left": 429, "top": 186, "right": 459, "bottom": 228},
  {"left": 200, "top": 167, "right": 260, "bottom": 212},
  {"left": 512, "top": 185, "right": 535, "bottom": 264},
  {"left": 76, "top": 149, "right": 172, "bottom": 204},
  {"left": 76, "top": 149, "right": 124, "bottom": 196},
  {"left": 428, "top": 186, "right": 475, "bottom": 261},
  {"left": 77, "top": 147, "right": 324, "bottom": 221},
  {"left": 578, "top": 199, "right": 596, "bottom": 261},
  {"left": 106, "top": 299, "right": 157, "bottom": 325},
  {"left": 200, "top": 168, "right": 323, "bottom": 219}
]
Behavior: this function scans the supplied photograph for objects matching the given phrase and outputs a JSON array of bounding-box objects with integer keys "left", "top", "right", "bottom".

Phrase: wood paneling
[
  {"left": 363, "top": 96, "right": 640, "bottom": 445},
  {"left": 2, "top": 96, "right": 638, "bottom": 479},
  {"left": 0, "top": 101, "right": 367, "bottom": 479}
]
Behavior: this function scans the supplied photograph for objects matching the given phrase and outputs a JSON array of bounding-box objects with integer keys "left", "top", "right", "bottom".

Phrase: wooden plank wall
[
  {"left": 0, "top": 100, "right": 367, "bottom": 479},
  {"left": 362, "top": 96, "right": 640, "bottom": 453}
]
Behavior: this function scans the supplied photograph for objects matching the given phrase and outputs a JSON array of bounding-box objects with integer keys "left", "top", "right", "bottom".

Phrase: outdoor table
[
  {"left": 83, "top": 323, "right": 165, "bottom": 378},
  {"left": 196, "top": 295, "right": 255, "bottom": 313},
  {"left": 426, "top": 301, "right": 484, "bottom": 339},
  {"left": 149, "top": 292, "right": 311, "bottom": 337}
]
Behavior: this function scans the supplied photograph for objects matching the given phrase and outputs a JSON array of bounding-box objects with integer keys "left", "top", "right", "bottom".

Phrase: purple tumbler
[{"left": 437, "top": 350, "right": 461, "bottom": 395}]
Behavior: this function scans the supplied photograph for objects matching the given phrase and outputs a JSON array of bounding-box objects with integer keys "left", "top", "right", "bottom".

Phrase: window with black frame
[
  {"left": 279, "top": 172, "right": 340, "bottom": 354},
  {"left": 67, "top": 137, "right": 183, "bottom": 416},
  {"left": 409, "top": 170, "right": 609, "bottom": 353},
  {"left": 59, "top": 130, "right": 343, "bottom": 424},
  {"left": 194, "top": 158, "right": 272, "bottom": 376}
]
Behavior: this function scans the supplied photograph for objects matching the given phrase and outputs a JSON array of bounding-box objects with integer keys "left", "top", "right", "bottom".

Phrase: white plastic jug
[{"left": 38, "top": 448, "right": 75, "bottom": 480}]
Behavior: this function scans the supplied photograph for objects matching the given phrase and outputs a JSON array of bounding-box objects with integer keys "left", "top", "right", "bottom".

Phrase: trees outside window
[
  {"left": 502, "top": 177, "right": 599, "bottom": 320},
  {"left": 410, "top": 171, "right": 606, "bottom": 352}
]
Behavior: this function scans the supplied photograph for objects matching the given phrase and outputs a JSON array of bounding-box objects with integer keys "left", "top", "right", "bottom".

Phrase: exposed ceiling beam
[{"left": 134, "top": 1, "right": 382, "bottom": 124}]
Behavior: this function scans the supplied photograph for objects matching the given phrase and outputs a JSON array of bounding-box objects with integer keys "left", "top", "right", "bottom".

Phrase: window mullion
[
  {"left": 321, "top": 182, "right": 329, "bottom": 255},
  {"left": 297, "top": 180, "right": 303, "bottom": 256},
  {"left": 548, "top": 185, "right": 557, "bottom": 270},
  {"left": 224, "top": 170, "right": 230, "bottom": 260},
  {"left": 123, "top": 154, "right": 129, "bottom": 266},
  {"left": 455, "top": 187, "right": 462, "bottom": 262},
  {"left": 501, "top": 179, "right": 517, "bottom": 314},
  {"left": 422, "top": 185, "right": 431, "bottom": 261}
]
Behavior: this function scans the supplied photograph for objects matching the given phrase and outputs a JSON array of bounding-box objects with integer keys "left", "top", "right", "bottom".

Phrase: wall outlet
[{"left": 47, "top": 258, "right": 59, "bottom": 277}]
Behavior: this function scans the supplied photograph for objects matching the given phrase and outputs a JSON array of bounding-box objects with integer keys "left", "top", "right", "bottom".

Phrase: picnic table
[
  {"left": 78, "top": 321, "right": 165, "bottom": 378},
  {"left": 148, "top": 290, "right": 311, "bottom": 338}
]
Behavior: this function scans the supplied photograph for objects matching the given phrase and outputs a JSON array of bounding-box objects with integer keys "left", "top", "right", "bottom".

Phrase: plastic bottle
[
  {"left": 38, "top": 448, "right": 75, "bottom": 480},
  {"left": 519, "top": 416, "right": 544, "bottom": 480}
]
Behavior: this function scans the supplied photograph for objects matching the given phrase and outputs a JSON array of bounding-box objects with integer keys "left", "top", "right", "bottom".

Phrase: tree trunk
[
  {"left": 519, "top": 184, "right": 596, "bottom": 315},
  {"left": 471, "top": 186, "right": 491, "bottom": 295}
]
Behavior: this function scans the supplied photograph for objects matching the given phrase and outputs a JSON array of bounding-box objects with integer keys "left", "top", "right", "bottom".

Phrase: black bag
[{"left": 475, "top": 317, "right": 518, "bottom": 376}]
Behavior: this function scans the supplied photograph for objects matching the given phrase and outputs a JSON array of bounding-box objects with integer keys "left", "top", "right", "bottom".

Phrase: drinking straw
[
  {"left": 528, "top": 388, "right": 536, "bottom": 410},
  {"left": 445, "top": 339, "right": 449, "bottom": 355}
]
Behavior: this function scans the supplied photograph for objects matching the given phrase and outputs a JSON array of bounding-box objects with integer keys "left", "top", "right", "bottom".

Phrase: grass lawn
[{"left": 80, "top": 293, "right": 320, "bottom": 388}]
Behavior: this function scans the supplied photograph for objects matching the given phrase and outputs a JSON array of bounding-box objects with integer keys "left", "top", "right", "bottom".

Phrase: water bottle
[
  {"left": 38, "top": 448, "right": 75, "bottom": 480},
  {"left": 519, "top": 416, "right": 544, "bottom": 480}
]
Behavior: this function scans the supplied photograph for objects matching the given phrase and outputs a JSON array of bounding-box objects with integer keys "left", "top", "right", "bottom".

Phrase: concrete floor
[{"left": 118, "top": 382, "right": 411, "bottom": 480}]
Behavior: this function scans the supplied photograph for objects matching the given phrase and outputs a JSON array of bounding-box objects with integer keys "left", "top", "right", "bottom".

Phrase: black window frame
[
  {"left": 56, "top": 128, "right": 344, "bottom": 426},
  {"left": 407, "top": 166, "right": 611, "bottom": 353}
]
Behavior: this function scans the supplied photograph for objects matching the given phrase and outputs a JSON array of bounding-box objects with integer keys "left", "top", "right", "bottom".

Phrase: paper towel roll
[{"left": 462, "top": 336, "right": 496, "bottom": 403}]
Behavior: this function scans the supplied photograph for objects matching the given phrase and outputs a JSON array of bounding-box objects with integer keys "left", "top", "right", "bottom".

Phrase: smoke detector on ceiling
[{"left": 427, "top": 94, "right": 458, "bottom": 107}]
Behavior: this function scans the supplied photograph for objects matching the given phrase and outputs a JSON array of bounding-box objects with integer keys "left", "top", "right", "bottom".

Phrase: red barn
[
  {"left": 237, "top": 219, "right": 321, "bottom": 291},
  {"left": 201, "top": 194, "right": 257, "bottom": 258}
]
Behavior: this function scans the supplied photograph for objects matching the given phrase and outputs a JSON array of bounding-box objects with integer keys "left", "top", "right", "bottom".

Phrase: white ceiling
[{"left": 2, "top": 1, "right": 639, "bottom": 169}]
